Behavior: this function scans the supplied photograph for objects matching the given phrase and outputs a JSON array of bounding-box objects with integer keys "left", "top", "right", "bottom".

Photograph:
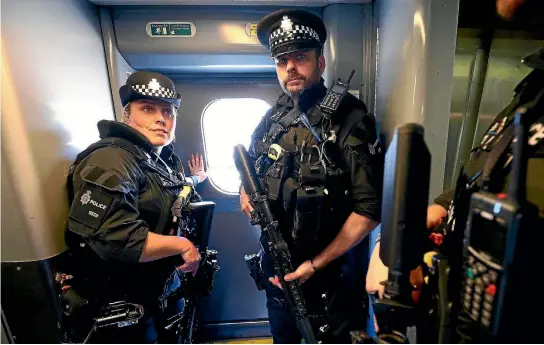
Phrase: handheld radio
[
  {"left": 462, "top": 107, "right": 537, "bottom": 340},
  {"left": 320, "top": 70, "right": 355, "bottom": 119}
]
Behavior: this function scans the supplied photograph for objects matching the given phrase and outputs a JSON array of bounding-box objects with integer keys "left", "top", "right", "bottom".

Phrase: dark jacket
[
  {"left": 65, "top": 120, "right": 192, "bottom": 305},
  {"left": 249, "top": 80, "right": 384, "bottom": 273}
]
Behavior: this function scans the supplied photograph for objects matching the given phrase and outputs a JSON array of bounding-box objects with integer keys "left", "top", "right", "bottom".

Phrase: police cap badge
[
  {"left": 119, "top": 71, "right": 182, "bottom": 109},
  {"left": 257, "top": 9, "right": 327, "bottom": 58}
]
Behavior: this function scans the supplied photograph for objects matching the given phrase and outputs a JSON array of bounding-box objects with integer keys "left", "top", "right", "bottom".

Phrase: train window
[{"left": 202, "top": 98, "right": 271, "bottom": 194}]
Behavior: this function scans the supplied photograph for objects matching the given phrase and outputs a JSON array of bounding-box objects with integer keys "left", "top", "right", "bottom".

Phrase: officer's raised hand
[
  {"left": 178, "top": 237, "right": 201, "bottom": 276},
  {"left": 188, "top": 153, "right": 207, "bottom": 183}
]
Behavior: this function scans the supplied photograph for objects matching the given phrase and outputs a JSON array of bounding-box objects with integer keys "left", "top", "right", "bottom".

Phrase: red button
[
  {"left": 485, "top": 284, "right": 497, "bottom": 296},
  {"left": 497, "top": 193, "right": 507, "bottom": 199},
  {"left": 429, "top": 233, "right": 444, "bottom": 246}
]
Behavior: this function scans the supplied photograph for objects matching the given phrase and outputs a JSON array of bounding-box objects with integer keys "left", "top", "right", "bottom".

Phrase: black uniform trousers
[{"left": 260, "top": 237, "right": 362, "bottom": 344}]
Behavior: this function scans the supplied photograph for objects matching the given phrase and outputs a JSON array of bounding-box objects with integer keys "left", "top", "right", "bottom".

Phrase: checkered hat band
[
  {"left": 269, "top": 25, "right": 320, "bottom": 47},
  {"left": 132, "top": 85, "right": 176, "bottom": 99}
]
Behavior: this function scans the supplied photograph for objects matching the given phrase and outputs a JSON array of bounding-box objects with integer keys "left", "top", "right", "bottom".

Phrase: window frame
[{"left": 200, "top": 97, "right": 270, "bottom": 195}]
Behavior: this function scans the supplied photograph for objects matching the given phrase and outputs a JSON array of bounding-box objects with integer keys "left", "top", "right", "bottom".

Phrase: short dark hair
[{"left": 314, "top": 48, "right": 323, "bottom": 59}]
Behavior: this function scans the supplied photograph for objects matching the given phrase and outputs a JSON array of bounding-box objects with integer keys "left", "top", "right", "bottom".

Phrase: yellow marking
[
  {"left": 179, "top": 185, "right": 193, "bottom": 199},
  {"left": 424, "top": 251, "right": 438, "bottom": 268},
  {"left": 249, "top": 23, "right": 257, "bottom": 36},
  {"left": 268, "top": 144, "right": 283, "bottom": 161},
  {"left": 212, "top": 337, "right": 272, "bottom": 344}
]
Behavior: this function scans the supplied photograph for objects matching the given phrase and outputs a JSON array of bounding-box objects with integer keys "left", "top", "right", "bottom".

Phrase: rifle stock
[{"left": 233, "top": 144, "right": 318, "bottom": 344}]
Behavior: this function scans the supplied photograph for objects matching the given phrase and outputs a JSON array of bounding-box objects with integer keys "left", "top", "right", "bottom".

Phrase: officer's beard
[
  {"left": 281, "top": 65, "right": 322, "bottom": 104},
  {"left": 281, "top": 73, "right": 307, "bottom": 99}
]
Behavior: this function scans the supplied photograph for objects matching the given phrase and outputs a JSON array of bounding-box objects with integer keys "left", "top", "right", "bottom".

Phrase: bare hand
[
  {"left": 427, "top": 204, "right": 447, "bottom": 230},
  {"left": 268, "top": 260, "right": 316, "bottom": 289},
  {"left": 179, "top": 238, "right": 201, "bottom": 276},
  {"left": 269, "top": 276, "right": 282, "bottom": 289},
  {"left": 188, "top": 153, "right": 207, "bottom": 183},
  {"left": 239, "top": 186, "right": 254, "bottom": 218}
]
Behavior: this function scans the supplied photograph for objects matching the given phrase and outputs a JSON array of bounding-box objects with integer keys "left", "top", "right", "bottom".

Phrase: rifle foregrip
[{"left": 233, "top": 145, "right": 262, "bottom": 195}]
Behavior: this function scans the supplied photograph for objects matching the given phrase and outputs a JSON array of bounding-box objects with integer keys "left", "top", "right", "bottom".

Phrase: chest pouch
[
  {"left": 292, "top": 185, "right": 326, "bottom": 252},
  {"left": 264, "top": 151, "right": 294, "bottom": 201},
  {"left": 299, "top": 162, "right": 327, "bottom": 186},
  {"left": 281, "top": 148, "right": 325, "bottom": 214},
  {"left": 255, "top": 155, "right": 272, "bottom": 180}
]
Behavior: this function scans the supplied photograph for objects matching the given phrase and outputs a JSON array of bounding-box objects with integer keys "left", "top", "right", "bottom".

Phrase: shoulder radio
[{"left": 320, "top": 70, "right": 355, "bottom": 119}]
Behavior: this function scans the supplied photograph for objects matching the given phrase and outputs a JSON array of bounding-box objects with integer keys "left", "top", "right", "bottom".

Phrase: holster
[
  {"left": 59, "top": 286, "right": 96, "bottom": 342},
  {"left": 61, "top": 286, "right": 92, "bottom": 317},
  {"left": 244, "top": 252, "right": 266, "bottom": 291}
]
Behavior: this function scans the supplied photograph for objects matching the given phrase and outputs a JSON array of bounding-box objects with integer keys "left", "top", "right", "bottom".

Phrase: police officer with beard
[
  {"left": 63, "top": 71, "right": 207, "bottom": 343},
  {"left": 239, "top": 9, "right": 384, "bottom": 344}
]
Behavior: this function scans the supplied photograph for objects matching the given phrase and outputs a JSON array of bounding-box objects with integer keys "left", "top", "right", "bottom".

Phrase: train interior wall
[{"left": 1, "top": 0, "right": 116, "bottom": 342}]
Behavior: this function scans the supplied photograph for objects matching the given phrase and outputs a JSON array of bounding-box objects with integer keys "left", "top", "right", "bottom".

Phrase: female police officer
[{"left": 64, "top": 71, "right": 204, "bottom": 343}]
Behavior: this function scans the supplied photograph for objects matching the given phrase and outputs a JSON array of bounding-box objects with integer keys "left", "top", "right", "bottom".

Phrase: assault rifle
[
  {"left": 178, "top": 201, "right": 219, "bottom": 344},
  {"left": 164, "top": 199, "right": 219, "bottom": 344},
  {"left": 233, "top": 144, "right": 318, "bottom": 344}
]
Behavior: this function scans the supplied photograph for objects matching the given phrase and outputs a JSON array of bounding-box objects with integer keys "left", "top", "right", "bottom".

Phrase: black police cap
[
  {"left": 119, "top": 71, "right": 181, "bottom": 109},
  {"left": 257, "top": 9, "right": 327, "bottom": 58}
]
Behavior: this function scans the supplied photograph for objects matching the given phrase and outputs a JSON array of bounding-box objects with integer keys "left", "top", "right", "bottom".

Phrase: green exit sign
[{"left": 147, "top": 22, "right": 196, "bottom": 38}]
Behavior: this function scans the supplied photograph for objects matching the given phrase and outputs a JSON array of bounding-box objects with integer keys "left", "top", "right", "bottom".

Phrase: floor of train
[{"left": 211, "top": 338, "right": 273, "bottom": 344}]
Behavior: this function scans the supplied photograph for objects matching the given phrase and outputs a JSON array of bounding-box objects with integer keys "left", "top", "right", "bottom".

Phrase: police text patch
[{"left": 69, "top": 187, "right": 114, "bottom": 230}]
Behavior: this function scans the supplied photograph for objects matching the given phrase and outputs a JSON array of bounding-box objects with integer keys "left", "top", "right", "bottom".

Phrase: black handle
[{"left": 233, "top": 145, "right": 262, "bottom": 195}]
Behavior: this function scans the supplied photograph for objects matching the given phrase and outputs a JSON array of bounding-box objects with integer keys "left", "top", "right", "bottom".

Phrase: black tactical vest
[
  {"left": 253, "top": 91, "right": 372, "bottom": 266},
  {"left": 64, "top": 132, "right": 191, "bottom": 304}
]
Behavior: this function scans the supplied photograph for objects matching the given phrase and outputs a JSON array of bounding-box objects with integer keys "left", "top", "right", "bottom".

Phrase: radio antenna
[{"left": 346, "top": 70, "right": 355, "bottom": 85}]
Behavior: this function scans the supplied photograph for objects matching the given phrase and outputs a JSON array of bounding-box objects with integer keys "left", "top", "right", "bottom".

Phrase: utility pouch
[
  {"left": 255, "top": 155, "right": 271, "bottom": 177},
  {"left": 265, "top": 153, "right": 293, "bottom": 201},
  {"left": 244, "top": 252, "right": 266, "bottom": 291},
  {"left": 59, "top": 287, "right": 95, "bottom": 343},
  {"left": 61, "top": 287, "right": 91, "bottom": 317},
  {"left": 299, "top": 163, "right": 326, "bottom": 186},
  {"left": 293, "top": 186, "right": 325, "bottom": 246},
  {"left": 282, "top": 177, "right": 300, "bottom": 220}
]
